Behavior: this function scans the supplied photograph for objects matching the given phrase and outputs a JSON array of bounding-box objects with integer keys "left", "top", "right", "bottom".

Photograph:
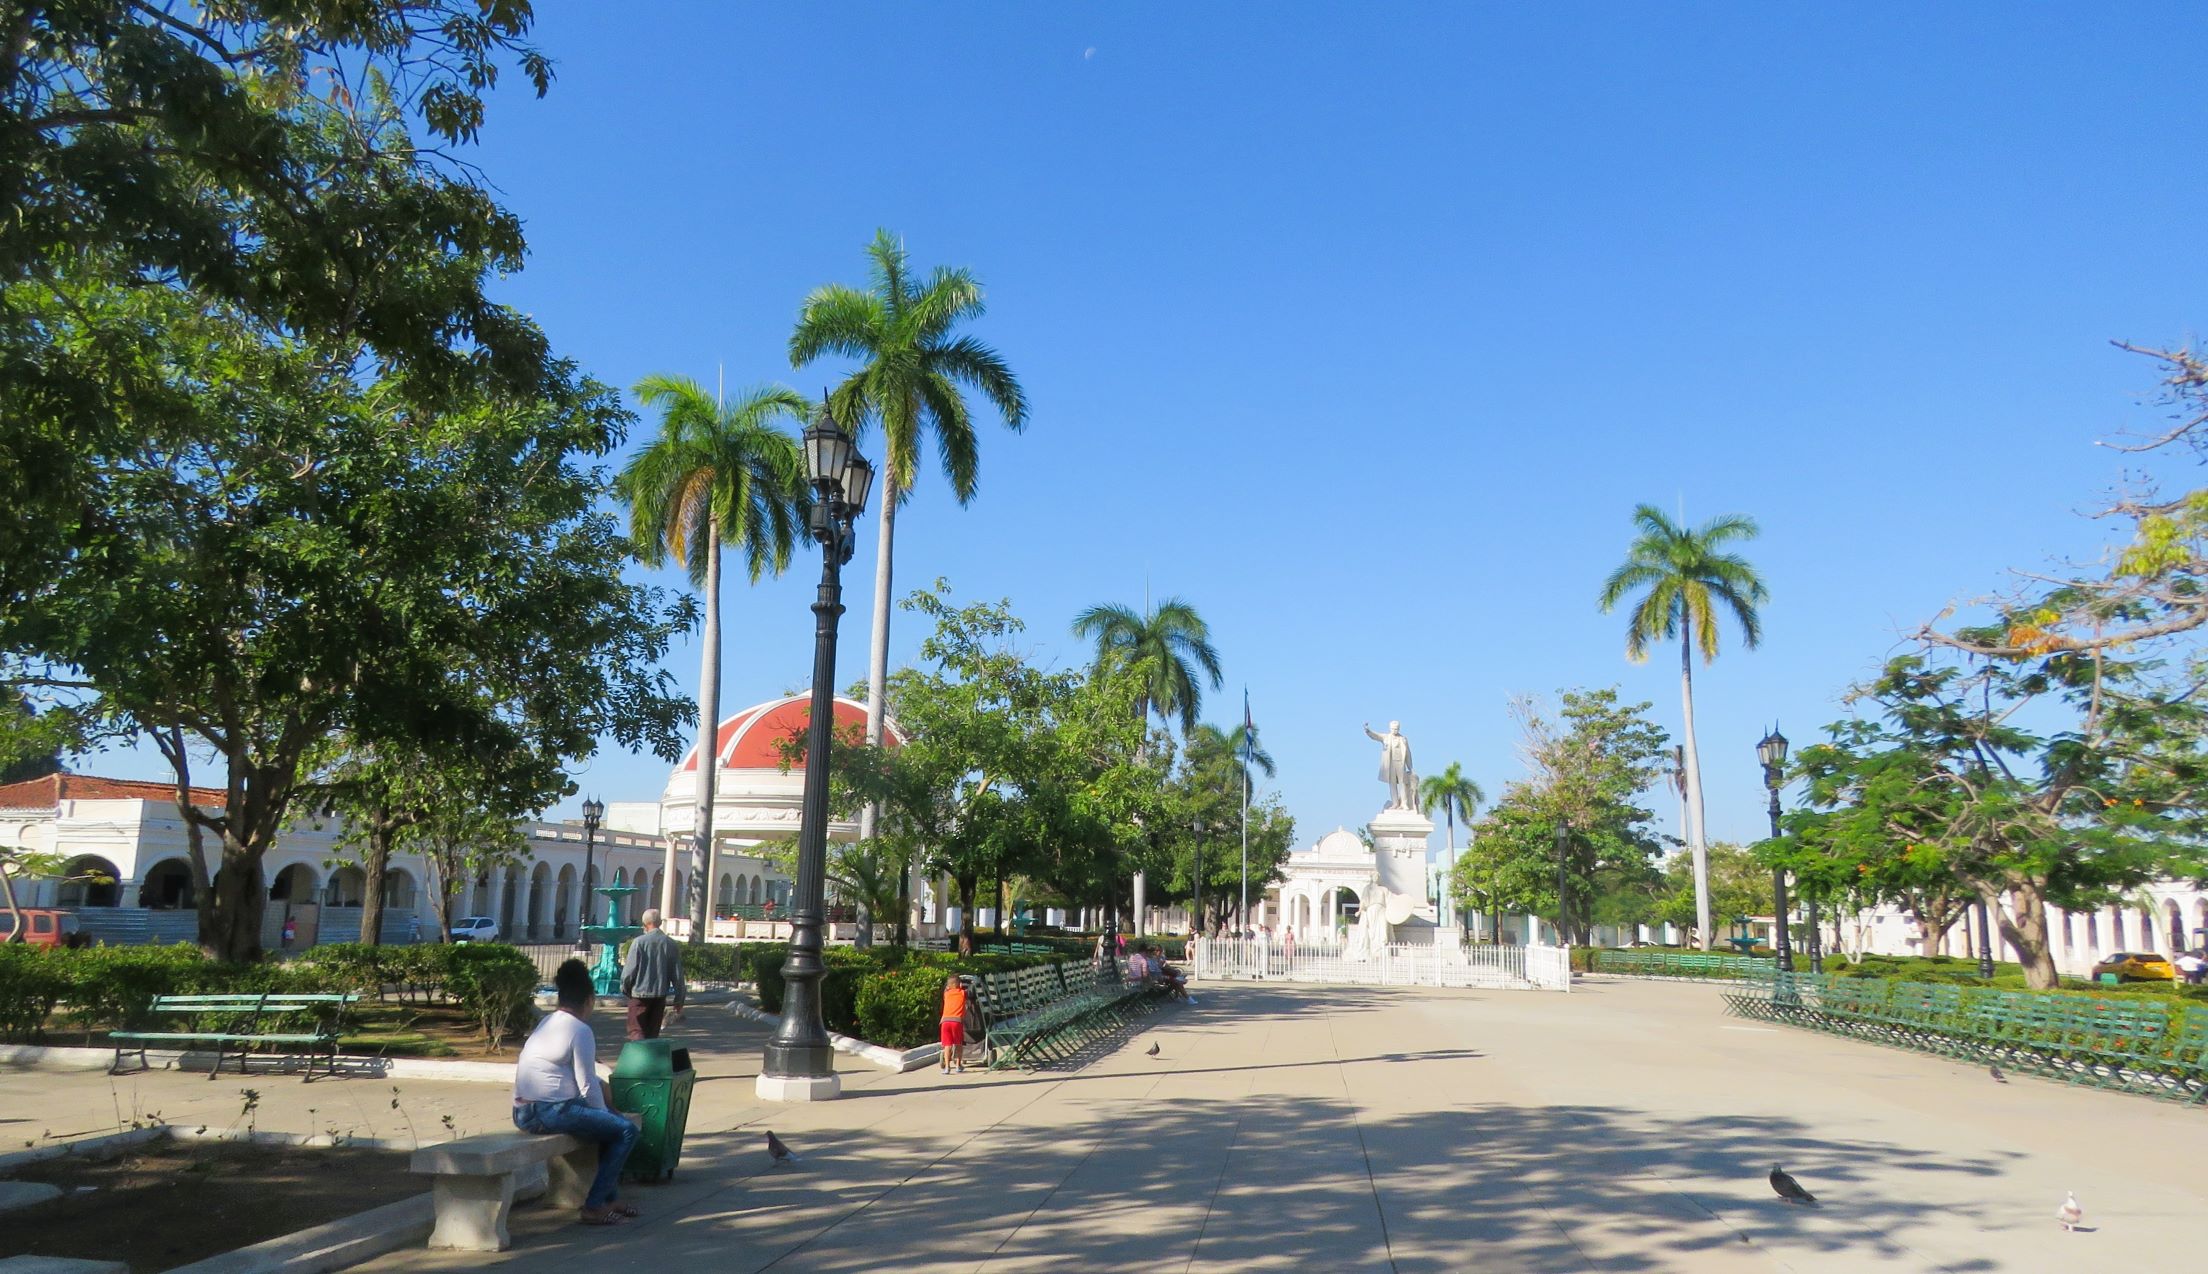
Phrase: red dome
[{"left": 676, "top": 695, "right": 900, "bottom": 772}]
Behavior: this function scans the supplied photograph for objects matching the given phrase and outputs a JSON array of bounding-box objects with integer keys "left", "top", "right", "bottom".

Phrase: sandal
[
  {"left": 580, "top": 1210, "right": 625, "bottom": 1227},
  {"left": 613, "top": 1202, "right": 642, "bottom": 1218}
]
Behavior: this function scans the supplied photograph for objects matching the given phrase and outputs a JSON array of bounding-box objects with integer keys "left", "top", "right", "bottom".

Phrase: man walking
[{"left": 620, "top": 909, "right": 686, "bottom": 1041}]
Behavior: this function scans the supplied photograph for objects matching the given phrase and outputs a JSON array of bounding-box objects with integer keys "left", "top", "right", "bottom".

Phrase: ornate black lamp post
[
  {"left": 574, "top": 796, "right": 603, "bottom": 951},
  {"left": 1757, "top": 727, "right": 1795, "bottom": 973},
  {"left": 757, "top": 405, "right": 873, "bottom": 1103}
]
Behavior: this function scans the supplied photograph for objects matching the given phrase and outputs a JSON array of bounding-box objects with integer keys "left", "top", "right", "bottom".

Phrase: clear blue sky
[{"left": 101, "top": 5, "right": 2208, "bottom": 852}]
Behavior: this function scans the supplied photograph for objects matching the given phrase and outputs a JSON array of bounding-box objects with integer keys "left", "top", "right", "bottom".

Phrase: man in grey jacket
[{"left": 620, "top": 909, "right": 686, "bottom": 1041}]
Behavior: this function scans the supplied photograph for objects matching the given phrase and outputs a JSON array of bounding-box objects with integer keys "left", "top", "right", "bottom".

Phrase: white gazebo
[{"left": 1272, "top": 828, "right": 1380, "bottom": 940}]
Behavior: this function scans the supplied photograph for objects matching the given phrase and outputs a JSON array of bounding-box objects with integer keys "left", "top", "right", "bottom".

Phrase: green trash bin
[{"left": 610, "top": 1039, "right": 696, "bottom": 1182}]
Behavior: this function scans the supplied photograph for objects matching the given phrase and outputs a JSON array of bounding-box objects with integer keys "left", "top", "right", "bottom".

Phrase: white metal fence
[{"left": 1190, "top": 938, "right": 1570, "bottom": 992}]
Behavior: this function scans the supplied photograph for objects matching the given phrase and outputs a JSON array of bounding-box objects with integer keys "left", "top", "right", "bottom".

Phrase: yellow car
[{"left": 2090, "top": 952, "right": 2176, "bottom": 982}]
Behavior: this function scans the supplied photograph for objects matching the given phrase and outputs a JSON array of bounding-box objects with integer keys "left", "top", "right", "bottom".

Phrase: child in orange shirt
[{"left": 940, "top": 975, "right": 970, "bottom": 1074}]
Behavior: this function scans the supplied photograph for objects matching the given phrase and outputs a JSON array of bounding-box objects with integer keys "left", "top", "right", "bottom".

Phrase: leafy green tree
[
  {"left": 410, "top": 797, "right": 533, "bottom": 945},
  {"left": 3, "top": 274, "right": 691, "bottom": 960},
  {"left": 790, "top": 230, "right": 1028, "bottom": 883},
  {"left": 1597, "top": 505, "right": 1768, "bottom": 950},
  {"left": 1654, "top": 842, "right": 1772, "bottom": 940},
  {"left": 1420, "top": 763, "right": 1485, "bottom": 925},
  {"left": 1769, "top": 642, "right": 2202, "bottom": 988},
  {"left": 2, "top": 4, "right": 557, "bottom": 610},
  {"left": 1072, "top": 599, "right": 1223, "bottom": 735},
  {"left": 617, "top": 375, "right": 809, "bottom": 940},
  {"left": 1459, "top": 689, "right": 1669, "bottom": 945}
]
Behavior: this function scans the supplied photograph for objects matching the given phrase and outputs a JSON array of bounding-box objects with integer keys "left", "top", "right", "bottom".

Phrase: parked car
[
  {"left": 2090, "top": 951, "right": 2175, "bottom": 982},
  {"left": 0, "top": 908, "right": 82, "bottom": 948},
  {"left": 449, "top": 916, "right": 501, "bottom": 944}
]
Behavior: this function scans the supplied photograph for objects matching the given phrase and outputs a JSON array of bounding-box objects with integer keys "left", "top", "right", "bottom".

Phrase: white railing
[{"left": 1191, "top": 938, "right": 1571, "bottom": 992}]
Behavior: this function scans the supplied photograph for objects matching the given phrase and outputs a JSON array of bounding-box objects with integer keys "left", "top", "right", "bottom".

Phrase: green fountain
[{"left": 582, "top": 882, "right": 643, "bottom": 996}]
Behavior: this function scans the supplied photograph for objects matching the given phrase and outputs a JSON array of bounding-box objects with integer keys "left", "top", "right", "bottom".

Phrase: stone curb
[
  {"left": 723, "top": 1001, "right": 939, "bottom": 1072},
  {"left": 0, "top": 1044, "right": 609, "bottom": 1088},
  {"left": 157, "top": 1191, "right": 434, "bottom": 1274}
]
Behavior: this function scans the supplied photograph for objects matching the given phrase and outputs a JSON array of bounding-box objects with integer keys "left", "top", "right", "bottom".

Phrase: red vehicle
[{"left": 0, "top": 908, "right": 82, "bottom": 948}]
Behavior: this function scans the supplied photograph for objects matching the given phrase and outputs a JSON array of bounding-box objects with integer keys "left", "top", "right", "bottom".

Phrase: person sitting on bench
[{"left": 512, "top": 959, "right": 639, "bottom": 1226}]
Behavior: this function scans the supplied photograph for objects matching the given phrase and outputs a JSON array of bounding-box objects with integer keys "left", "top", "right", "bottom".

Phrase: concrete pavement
[{"left": 6, "top": 978, "right": 2201, "bottom": 1270}]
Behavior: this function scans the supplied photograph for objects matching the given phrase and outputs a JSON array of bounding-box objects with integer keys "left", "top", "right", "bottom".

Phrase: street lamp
[
  {"left": 574, "top": 796, "right": 604, "bottom": 952},
  {"left": 1757, "top": 726, "right": 1796, "bottom": 973},
  {"left": 758, "top": 402, "right": 873, "bottom": 1104}
]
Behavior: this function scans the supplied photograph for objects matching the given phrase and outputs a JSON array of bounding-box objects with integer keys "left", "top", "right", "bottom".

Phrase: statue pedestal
[{"left": 1367, "top": 807, "right": 1436, "bottom": 933}]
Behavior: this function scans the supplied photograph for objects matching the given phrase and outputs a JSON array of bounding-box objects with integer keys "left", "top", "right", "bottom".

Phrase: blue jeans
[{"left": 514, "top": 1097, "right": 637, "bottom": 1210}]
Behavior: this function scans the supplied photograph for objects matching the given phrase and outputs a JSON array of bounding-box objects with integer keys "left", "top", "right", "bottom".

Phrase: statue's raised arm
[{"left": 1362, "top": 722, "right": 1384, "bottom": 744}]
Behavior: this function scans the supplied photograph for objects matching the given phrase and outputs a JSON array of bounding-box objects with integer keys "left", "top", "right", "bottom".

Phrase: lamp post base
[{"left": 755, "top": 1072, "right": 842, "bottom": 1102}]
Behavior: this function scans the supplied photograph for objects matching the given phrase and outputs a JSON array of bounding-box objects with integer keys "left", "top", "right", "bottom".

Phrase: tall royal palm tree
[
  {"left": 1075, "top": 597, "right": 1223, "bottom": 934},
  {"left": 790, "top": 230, "right": 1027, "bottom": 813},
  {"left": 792, "top": 232, "right": 1025, "bottom": 945},
  {"left": 1598, "top": 504, "right": 1768, "bottom": 951},
  {"left": 1419, "top": 763, "right": 1484, "bottom": 929},
  {"left": 616, "top": 375, "right": 810, "bottom": 941},
  {"left": 1072, "top": 598, "right": 1224, "bottom": 737}
]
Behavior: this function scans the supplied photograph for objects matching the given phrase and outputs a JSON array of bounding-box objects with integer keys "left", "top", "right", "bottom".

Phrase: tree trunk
[
  {"left": 1992, "top": 883, "right": 2060, "bottom": 990},
  {"left": 204, "top": 833, "right": 266, "bottom": 963},
  {"left": 893, "top": 847, "right": 911, "bottom": 948},
  {"left": 682, "top": 526, "right": 722, "bottom": 942},
  {"left": 358, "top": 819, "right": 392, "bottom": 948},
  {"left": 1679, "top": 634, "right": 1712, "bottom": 950},
  {"left": 853, "top": 476, "right": 899, "bottom": 945}
]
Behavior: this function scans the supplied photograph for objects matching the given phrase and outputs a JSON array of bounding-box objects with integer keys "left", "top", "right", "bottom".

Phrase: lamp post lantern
[
  {"left": 574, "top": 796, "right": 604, "bottom": 952},
  {"left": 757, "top": 403, "right": 872, "bottom": 1104},
  {"left": 1757, "top": 726, "right": 1795, "bottom": 973}
]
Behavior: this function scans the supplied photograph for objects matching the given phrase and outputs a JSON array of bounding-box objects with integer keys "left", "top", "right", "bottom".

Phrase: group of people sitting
[{"left": 1124, "top": 942, "right": 1190, "bottom": 1000}]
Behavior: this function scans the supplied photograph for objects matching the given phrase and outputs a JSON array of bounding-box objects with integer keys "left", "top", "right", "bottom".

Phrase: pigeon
[
  {"left": 1989, "top": 1063, "right": 2008, "bottom": 1083},
  {"left": 1768, "top": 1165, "right": 1817, "bottom": 1205},
  {"left": 2057, "top": 1191, "right": 2082, "bottom": 1231},
  {"left": 765, "top": 1131, "right": 799, "bottom": 1165},
  {"left": 1145, "top": 1041, "right": 1161, "bottom": 1058}
]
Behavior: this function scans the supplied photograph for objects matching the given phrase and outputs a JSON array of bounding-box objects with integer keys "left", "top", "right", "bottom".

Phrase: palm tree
[
  {"left": 791, "top": 231, "right": 1026, "bottom": 940},
  {"left": 1419, "top": 763, "right": 1484, "bottom": 929},
  {"left": 790, "top": 230, "right": 1026, "bottom": 778},
  {"left": 1072, "top": 599, "right": 1223, "bottom": 736},
  {"left": 616, "top": 375, "right": 810, "bottom": 941},
  {"left": 1598, "top": 504, "right": 1768, "bottom": 951}
]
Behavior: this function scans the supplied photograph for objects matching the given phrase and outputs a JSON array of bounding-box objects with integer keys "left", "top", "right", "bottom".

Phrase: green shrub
[
  {"left": 855, "top": 967, "right": 951, "bottom": 1049},
  {"left": 441, "top": 945, "right": 539, "bottom": 1052},
  {"left": 0, "top": 944, "right": 70, "bottom": 1040}
]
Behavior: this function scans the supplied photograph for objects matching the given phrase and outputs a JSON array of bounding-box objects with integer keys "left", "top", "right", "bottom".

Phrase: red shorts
[{"left": 940, "top": 1019, "right": 965, "bottom": 1050}]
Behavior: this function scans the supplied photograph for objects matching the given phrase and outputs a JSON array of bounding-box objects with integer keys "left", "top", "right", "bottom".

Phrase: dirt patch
[{"left": 5, "top": 1139, "right": 422, "bottom": 1272}]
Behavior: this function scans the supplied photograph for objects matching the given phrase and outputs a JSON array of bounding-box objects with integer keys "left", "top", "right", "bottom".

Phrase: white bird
[
  {"left": 2058, "top": 1191, "right": 2082, "bottom": 1231},
  {"left": 766, "top": 1131, "right": 799, "bottom": 1165}
]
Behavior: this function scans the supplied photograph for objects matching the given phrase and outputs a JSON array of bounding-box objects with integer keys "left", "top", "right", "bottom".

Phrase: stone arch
[
  {"left": 2111, "top": 907, "right": 2126, "bottom": 951},
  {"left": 139, "top": 859, "right": 195, "bottom": 909},
  {"left": 269, "top": 862, "right": 319, "bottom": 903},
  {"left": 2085, "top": 910, "right": 2100, "bottom": 955},
  {"left": 2164, "top": 899, "right": 2184, "bottom": 953},
  {"left": 554, "top": 865, "right": 576, "bottom": 940},
  {"left": 649, "top": 870, "right": 665, "bottom": 919},
  {"left": 747, "top": 876, "right": 762, "bottom": 906},
  {"left": 58, "top": 855, "right": 121, "bottom": 908},
  {"left": 382, "top": 867, "right": 417, "bottom": 910},
  {"left": 2193, "top": 897, "right": 2208, "bottom": 952},
  {"left": 470, "top": 871, "right": 493, "bottom": 917},
  {"left": 717, "top": 873, "right": 735, "bottom": 913},
  {"left": 324, "top": 866, "right": 366, "bottom": 908}
]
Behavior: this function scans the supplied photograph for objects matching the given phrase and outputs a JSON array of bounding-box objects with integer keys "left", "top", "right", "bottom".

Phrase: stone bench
[{"left": 409, "top": 1131, "right": 595, "bottom": 1251}]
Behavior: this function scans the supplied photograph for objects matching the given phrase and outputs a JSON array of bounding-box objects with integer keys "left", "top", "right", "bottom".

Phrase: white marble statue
[{"left": 1363, "top": 720, "right": 1418, "bottom": 810}]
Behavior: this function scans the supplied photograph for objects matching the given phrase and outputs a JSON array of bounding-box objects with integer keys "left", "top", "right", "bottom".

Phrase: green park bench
[
  {"left": 1722, "top": 973, "right": 2206, "bottom": 1103},
  {"left": 974, "top": 960, "right": 1165, "bottom": 1070},
  {"left": 110, "top": 992, "right": 357, "bottom": 1080}
]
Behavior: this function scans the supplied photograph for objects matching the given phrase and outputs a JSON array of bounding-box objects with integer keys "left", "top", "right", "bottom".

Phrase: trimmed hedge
[{"left": 0, "top": 942, "right": 541, "bottom": 1045}]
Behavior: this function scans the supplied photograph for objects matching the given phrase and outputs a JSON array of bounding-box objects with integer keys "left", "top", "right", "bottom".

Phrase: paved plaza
[{"left": 4, "top": 978, "right": 2200, "bottom": 1271}]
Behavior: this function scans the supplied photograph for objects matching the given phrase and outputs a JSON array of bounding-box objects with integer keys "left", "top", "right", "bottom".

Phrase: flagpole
[{"left": 1240, "top": 687, "right": 1251, "bottom": 934}]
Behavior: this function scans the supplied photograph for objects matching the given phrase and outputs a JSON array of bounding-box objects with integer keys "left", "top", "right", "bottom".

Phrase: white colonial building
[{"left": 0, "top": 692, "right": 911, "bottom": 949}]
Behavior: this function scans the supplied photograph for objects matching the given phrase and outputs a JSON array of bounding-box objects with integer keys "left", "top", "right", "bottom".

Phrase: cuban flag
[{"left": 1242, "top": 689, "right": 1255, "bottom": 767}]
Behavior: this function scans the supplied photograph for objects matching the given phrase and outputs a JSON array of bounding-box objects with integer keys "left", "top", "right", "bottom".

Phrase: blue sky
[{"left": 101, "top": 5, "right": 2208, "bottom": 851}]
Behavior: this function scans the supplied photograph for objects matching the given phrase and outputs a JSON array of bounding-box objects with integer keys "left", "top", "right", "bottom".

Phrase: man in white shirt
[{"left": 513, "top": 960, "right": 640, "bottom": 1225}]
